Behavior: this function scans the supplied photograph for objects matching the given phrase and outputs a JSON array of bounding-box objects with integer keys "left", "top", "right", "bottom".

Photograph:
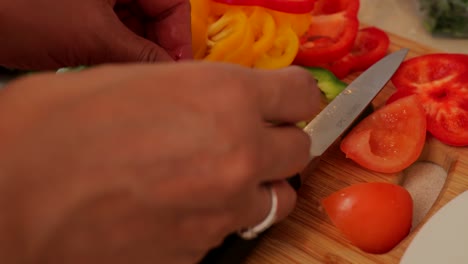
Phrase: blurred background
[{"left": 359, "top": 0, "right": 468, "bottom": 53}]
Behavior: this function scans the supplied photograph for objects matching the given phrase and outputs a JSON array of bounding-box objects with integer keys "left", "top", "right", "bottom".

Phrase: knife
[
  {"left": 288, "top": 47, "right": 409, "bottom": 189},
  {"left": 200, "top": 48, "right": 409, "bottom": 264}
]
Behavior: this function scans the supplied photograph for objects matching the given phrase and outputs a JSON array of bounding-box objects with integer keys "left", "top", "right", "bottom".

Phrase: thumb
[{"left": 100, "top": 21, "right": 174, "bottom": 63}]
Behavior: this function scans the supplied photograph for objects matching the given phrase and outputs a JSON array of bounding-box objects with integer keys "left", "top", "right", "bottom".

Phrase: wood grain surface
[{"left": 244, "top": 30, "right": 468, "bottom": 264}]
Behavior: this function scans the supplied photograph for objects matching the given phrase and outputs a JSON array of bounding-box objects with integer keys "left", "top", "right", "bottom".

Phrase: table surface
[{"left": 359, "top": 0, "right": 468, "bottom": 54}]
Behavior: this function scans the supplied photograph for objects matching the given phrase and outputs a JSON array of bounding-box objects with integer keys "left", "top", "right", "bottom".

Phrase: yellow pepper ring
[
  {"left": 227, "top": 23, "right": 255, "bottom": 66},
  {"left": 254, "top": 26, "right": 300, "bottom": 69},
  {"left": 191, "top": 0, "right": 211, "bottom": 19},
  {"left": 205, "top": 9, "right": 254, "bottom": 64},
  {"left": 191, "top": 15, "right": 209, "bottom": 59},
  {"left": 248, "top": 7, "right": 276, "bottom": 59}
]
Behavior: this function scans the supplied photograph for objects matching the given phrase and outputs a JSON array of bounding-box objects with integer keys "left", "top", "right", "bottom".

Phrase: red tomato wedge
[
  {"left": 212, "top": 0, "right": 316, "bottom": 14},
  {"left": 340, "top": 95, "right": 427, "bottom": 173},
  {"left": 323, "top": 27, "right": 390, "bottom": 79},
  {"left": 293, "top": 0, "right": 359, "bottom": 65},
  {"left": 322, "top": 182, "right": 413, "bottom": 254},
  {"left": 388, "top": 53, "right": 468, "bottom": 146}
]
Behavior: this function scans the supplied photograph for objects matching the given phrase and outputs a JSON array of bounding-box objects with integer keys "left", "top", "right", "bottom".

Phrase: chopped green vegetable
[
  {"left": 419, "top": 0, "right": 468, "bottom": 38},
  {"left": 304, "top": 67, "right": 347, "bottom": 102}
]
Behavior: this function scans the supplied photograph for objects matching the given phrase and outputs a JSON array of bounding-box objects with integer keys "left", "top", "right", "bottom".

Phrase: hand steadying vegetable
[
  {"left": 0, "top": 0, "right": 192, "bottom": 70},
  {"left": 0, "top": 62, "right": 320, "bottom": 263}
]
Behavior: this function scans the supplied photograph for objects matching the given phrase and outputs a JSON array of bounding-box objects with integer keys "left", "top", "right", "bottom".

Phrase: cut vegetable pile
[
  {"left": 191, "top": 0, "right": 312, "bottom": 69},
  {"left": 190, "top": 0, "right": 391, "bottom": 75}
]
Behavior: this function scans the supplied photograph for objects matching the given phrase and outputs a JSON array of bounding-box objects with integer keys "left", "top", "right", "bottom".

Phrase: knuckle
[
  {"left": 223, "top": 148, "right": 260, "bottom": 191},
  {"left": 289, "top": 65, "right": 316, "bottom": 85},
  {"left": 221, "top": 80, "right": 252, "bottom": 106}
]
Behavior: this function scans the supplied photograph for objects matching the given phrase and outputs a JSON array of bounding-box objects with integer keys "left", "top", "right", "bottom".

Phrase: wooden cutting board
[{"left": 244, "top": 31, "right": 468, "bottom": 264}]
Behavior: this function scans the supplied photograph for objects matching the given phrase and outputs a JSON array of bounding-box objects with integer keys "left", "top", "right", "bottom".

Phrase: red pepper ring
[
  {"left": 324, "top": 27, "right": 391, "bottom": 79},
  {"left": 293, "top": 0, "right": 360, "bottom": 65},
  {"left": 212, "top": 0, "right": 317, "bottom": 14},
  {"left": 311, "top": 0, "right": 359, "bottom": 16}
]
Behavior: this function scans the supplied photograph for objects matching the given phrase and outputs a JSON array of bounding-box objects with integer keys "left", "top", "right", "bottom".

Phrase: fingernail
[{"left": 172, "top": 45, "right": 193, "bottom": 61}]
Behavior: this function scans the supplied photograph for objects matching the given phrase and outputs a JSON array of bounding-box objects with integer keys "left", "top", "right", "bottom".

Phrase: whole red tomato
[{"left": 322, "top": 182, "right": 413, "bottom": 254}]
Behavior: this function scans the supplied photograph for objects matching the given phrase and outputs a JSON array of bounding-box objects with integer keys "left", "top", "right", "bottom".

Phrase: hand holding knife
[{"left": 201, "top": 48, "right": 409, "bottom": 264}]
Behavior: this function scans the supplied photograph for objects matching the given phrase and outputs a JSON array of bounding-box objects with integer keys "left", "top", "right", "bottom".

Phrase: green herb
[{"left": 419, "top": 0, "right": 468, "bottom": 38}]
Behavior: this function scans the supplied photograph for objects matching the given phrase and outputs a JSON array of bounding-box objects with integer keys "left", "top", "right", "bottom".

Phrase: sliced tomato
[
  {"left": 389, "top": 53, "right": 468, "bottom": 146},
  {"left": 212, "top": 0, "right": 316, "bottom": 14},
  {"left": 322, "top": 182, "right": 413, "bottom": 254},
  {"left": 293, "top": 0, "right": 359, "bottom": 65},
  {"left": 322, "top": 27, "right": 390, "bottom": 79},
  {"left": 340, "top": 95, "right": 427, "bottom": 173}
]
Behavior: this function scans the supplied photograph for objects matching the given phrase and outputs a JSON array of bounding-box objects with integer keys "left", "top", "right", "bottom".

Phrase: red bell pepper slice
[
  {"left": 323, "top": 27, "right": 390, "bottom": 79},
  {"left": 388, "top": 53, "right": 468, "bottom": 146},
  {"left": 293, "top": 0, "right": 360, "bottom": 65},
  {"left": 212, "top": 0, "right": 317, "bottom": 14}
]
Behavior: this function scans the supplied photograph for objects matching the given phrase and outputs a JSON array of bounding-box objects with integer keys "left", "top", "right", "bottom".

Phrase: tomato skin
[
  {"left": 322, "top": 182, "right": 413, "bottom": 254},
  {"left": 389, "top": 53, "right": 468, "bottom": 146},
  {"left": 212, "top": 0, "right": 316, "bottom": 14},
  {"left": 293, "top": 0, "right": 360, "bottom": 65},
  {"left": 340, "top": 95, "right": 427, "bottom": 173}
]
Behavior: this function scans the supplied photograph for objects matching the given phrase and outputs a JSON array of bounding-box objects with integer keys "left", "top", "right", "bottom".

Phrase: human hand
[
  {"left": 0, "top": 0, "right": 191, "bottom": 70},
  {"left": 0, "top": 62, "right": 320, "bottom": 264}
]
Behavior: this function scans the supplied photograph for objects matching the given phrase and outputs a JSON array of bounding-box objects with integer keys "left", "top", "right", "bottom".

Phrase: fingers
[
  {"left": 254, "top": 66, "right": 321, "bottom": 124},
  {"left": 102, "top": 0, "right": 192, "bottom": 63},
  {"left": 239, "top": 181, "right": 297, "bottom": 233},
  {"left": 103, "top": 19, "right": 174, "bottom": 62},
  {"left": 138, "top": 0, "right": 193, "bottom": 60},
  {"left": 259, "top": 126, "right": 311, "bottom": 181}
]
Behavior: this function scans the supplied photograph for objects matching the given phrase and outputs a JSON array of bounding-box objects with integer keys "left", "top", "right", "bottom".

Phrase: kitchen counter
[{"left": 359, "top": 0, "right": 468, "bottom": 54}]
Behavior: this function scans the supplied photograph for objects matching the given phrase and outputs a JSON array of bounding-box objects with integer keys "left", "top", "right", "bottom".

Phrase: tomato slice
[
  {"left": 340, "top": 95, "right": 427, "bottom": 173},
  {"left": 389, "top": 53, "right": 468, "bottom": 146},
  {"left": 323, "top": 27, "right": 390, "bottom": 79},
  {"left": 212, "top": 0, "right": 316, "bottom": 14},
  {"left": 322, "top": 182, "right": 413, "bottom": 254},
  {"left": 293, "top": 0, "right": 359, "bottom": 65}
]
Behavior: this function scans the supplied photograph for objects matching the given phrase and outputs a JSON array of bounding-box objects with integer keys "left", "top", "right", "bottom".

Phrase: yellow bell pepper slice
[
  {"left": 248, "top": 7, "right": 276, "bottom": 61},
  {"left": 229, "top": 24, "right": 255, "bottom": 66},
  {"left": 191, "top": 0, "right": 211, "bottom": 19},
  {"left": 205, "top": 9, "right": 254, "bottom": 65},
  {"left": 254, "top": 25, "right": 299, "bottom": 69},
  {"left": 190, "top": 0, "right": 212, "bottom": 59},
  {"left": 192, "top": 15, "right": 208, "bottom": 59}
]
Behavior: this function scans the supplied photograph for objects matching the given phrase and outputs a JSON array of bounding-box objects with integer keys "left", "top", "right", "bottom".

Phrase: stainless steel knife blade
[{"left": 305, "top": 48, "right": 409, "bottom": 159}]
